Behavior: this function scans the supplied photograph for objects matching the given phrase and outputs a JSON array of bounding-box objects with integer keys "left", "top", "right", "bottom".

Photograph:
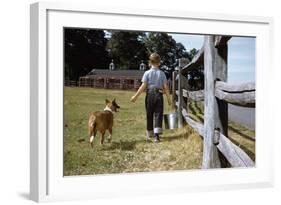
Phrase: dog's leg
[
  {"left": 100, "top": 131, "right": 105, "bottom": 145},
  {"left": 107, "top": 128, "right": 112, "bottom": 143},
  {"left": 93, "top": 128, "right": 97, "bottom": 138}
]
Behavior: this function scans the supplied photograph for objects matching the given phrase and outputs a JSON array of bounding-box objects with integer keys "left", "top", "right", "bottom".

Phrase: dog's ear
[
  {"left": 105, "top": 99, "right": 110, "bottom": 104},
  {"left": 112, "top": 99, "right": 120, "bottom": 109}
]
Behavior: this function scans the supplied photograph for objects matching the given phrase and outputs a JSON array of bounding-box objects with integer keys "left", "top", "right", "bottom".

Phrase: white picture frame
[{"left": 30, "top": 1, "right": 274, "bottom": 202}]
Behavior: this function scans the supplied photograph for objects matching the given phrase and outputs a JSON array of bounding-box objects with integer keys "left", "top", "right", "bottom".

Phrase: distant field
[{"left": 63, "top": 87, "right": 255, "bottom": 176}]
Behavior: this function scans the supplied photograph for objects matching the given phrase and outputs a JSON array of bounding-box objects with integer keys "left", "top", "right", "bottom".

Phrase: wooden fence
[
  {"left": 77, "top": 75, "right": 172, "bottom": 91},
  {"left": 78, "top": 76, "right": 142, "bottom": 90},
  {"left": 64, "top": 80, "right": 78, "bottom": 87},
  {"left": 173, "top": 35, "right": 255, "bottom": 168}
]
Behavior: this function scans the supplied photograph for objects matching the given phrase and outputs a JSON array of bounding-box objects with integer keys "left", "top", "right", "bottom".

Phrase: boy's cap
[{"left": 149, "top": 53, "right": 161, "bottom": 66}]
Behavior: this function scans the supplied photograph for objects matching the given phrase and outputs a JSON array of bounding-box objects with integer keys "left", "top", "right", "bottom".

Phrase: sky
[{"left": 170, "top": 34, "right": 256, "bottom": 84}]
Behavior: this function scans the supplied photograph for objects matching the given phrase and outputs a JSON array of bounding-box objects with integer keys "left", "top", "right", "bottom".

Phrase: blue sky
[{"left": 170, "top": 34, "right": 256, "bottom": 84}]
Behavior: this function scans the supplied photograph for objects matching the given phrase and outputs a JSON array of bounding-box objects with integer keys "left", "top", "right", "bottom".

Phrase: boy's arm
[
  {"left": 163, "top": 82, "right": 172, "bottom": 105},
  {"left": 130, "top": 83, "right": 147, "bottom": 102}
]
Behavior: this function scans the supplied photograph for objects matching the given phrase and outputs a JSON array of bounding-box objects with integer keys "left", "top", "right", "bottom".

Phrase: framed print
[{"left": 30, "top": 2, "right": 274, "bottom": 202}]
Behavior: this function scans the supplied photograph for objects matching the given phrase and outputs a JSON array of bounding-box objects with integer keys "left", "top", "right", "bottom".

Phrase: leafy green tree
[
  {"left": 175, "top": 42, "right": 190, "bottom": 59},
  {"left": 185, "top": 48, "right": 204, "bottom": 90},
  {"left": 144, "top": 33, "right": 189, "bottom": 68},
  {"left": 188, "top": 48, "right": 199, "bottom": 60},
  {"left": 107, "top": 31, "right": 148, "bottom": 69},
  {"left": 64, "top": 28, "right": 110, "bottom": 81}
]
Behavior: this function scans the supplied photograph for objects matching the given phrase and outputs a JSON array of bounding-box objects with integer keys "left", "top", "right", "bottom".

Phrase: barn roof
[{"left": 85, "top": 69, "right": 145, "bottom": 78}]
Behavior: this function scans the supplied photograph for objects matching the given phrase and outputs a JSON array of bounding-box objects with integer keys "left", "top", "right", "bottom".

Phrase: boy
[{"left": 130, "top": 53, "right": 171, "bottom": 142}]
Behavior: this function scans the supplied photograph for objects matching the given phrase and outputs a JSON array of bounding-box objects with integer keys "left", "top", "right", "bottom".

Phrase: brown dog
[{"left": 88, "top": 99, "right": 120, "bottom": 147}]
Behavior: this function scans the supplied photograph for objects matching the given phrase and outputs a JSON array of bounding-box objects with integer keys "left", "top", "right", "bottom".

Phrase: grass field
[{"left": 63, "top": 87, "right": 255, "bottom": 176}]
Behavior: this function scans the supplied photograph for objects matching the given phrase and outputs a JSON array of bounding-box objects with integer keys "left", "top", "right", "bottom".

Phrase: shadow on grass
[
  {"left": 194, "top": 102, "right": 204, "bottom": 115},
  {"left": 102, "top": 140, "right": 137, "bottom": 151},
  {"left": 188, "top": 102, "right": 204, "bottom": 122},
  {"left": 98, "top": 129, "right": 192, "bottom": 150},
  {"left": 162, "top": 132, "right": 190, "bottom": 142},
  {"left": 188, "top": 102, "right": 196, "bottom": 115},
  {"left": 187, "top": 113, "right": 204, "bottom": 124},
  {"left": 228, "top": 125, "right": 255, "bottom": 142}
]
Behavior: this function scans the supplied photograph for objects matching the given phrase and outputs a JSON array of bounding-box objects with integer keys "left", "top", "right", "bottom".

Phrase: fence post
[
  {"left": 202, "top": 35, "right": 221, "bottom": 168},
  {"left": 177, "top": 60, "right": 184, "bottom": 128},
  {"left": 172, "top": 71, "right": 176, "bottom": 110},
  {"left": 214, "top": 36, "right": 228, "bottom": 136}
]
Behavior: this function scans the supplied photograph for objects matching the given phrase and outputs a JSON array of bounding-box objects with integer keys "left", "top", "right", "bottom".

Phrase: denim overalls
[{"left": 141, "top": 67, "right": 167, "bottom": 138}]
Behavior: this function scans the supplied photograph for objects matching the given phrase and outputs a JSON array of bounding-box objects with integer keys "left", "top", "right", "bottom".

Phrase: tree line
[{"left": 64, "top": 28, "right": 200, "bottom": 83}]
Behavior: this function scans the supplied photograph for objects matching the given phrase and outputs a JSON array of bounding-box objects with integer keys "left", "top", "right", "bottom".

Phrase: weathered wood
[
  {"left": 215, "top": 36, "right": 232, "bottom": 48},
  {"left": 172, "top": 71, "right": 177, "bottom": 110},
  {"left": 176, "top": 90, "right": 203, "bottom": 100},
  {"left": 175, "top": 101, "right": 179, "bottom": 108},
  {"left": 177, "top": 59, "right": 186, "bottom": 128},
  {"left": 181, "top": 46, "right": 204, "bottom": 75},
  {"left": 213, "top": 128, "right": 220, "bottom": 145},
  {"left": 216, "top": 132, "right": 255, "bottom": 167},
  {"left": 182, "top": 109, "right": 254, "bottom": 167},
  {"left": 176, "top": 90, "right": 187, "bottom": 98},
  {"left": 182, "top": 109, "right": 204, "bottom": 136},
  {"left": 216, "top": 81, "right": 255, "bottom": 93},
  {"left": 181, "top": 75, "right": 189, "bottom": 90},
  {"left": 176, "top": 90, "right": 204, "bottom": 101},
  {"left": 215, "top": 89, "right": 255, "bottom": 107},
  {"left": 214, "top": 36, "right": 228, "bottom": 137},
  {"left": 203, "top": 36, "right": 221, "bottom": 168},
  {"left": 215, "top": 81, "right": 255, "bottom": 107},
  {"left": 187, "top": 90, "right": 204, "bottom": 101}
]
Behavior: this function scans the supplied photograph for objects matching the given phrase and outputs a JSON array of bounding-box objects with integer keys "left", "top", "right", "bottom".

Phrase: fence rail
[
  {"left": 175, "top": 82, "right": 256, "bottom": 107},
  {"left": 64, "top": 80, "right": 78, "bottom": 87},
  {"left": 215, "top": 81, "right": 255, "bottom": 108},
  {"left": 181, "top": 109, "right": 254, "bottom": 167},
  {"left": 181, "top": 46, "right": 204, "bottom": 74},
  {"left": 173, "top": 35, "right": 255, "bottom": 169},
  {"left": 176, "top": 89, "right": 204, "bottom": 101}
]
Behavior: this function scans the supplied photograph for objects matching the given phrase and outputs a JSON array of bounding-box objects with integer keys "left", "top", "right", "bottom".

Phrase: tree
[
  {"left": 175, "top": 42, "right": 190, "bottom": 59},
  {"left": 64, "top": 28, "right": 110, "bottom": 81},
  {"left": 188, "top": 48, "right": 199, "bottom": 60},
  {"left": 186, "top": 48, "right": 204, "bottom": 90},
  {"left": 144, "top": 32, "right": 189, "bottom": 68},
  {"left": 107, "top": 31, "right": 148, "bottom": 69}
]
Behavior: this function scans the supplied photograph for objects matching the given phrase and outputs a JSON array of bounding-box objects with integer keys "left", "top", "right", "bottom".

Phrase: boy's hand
[{"left": 130, "top": 95, "right": 137, "bottom": 102}]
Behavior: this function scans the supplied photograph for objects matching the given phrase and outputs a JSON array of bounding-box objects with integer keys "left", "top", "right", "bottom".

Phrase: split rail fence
[{"left": 172, "top": 35, "right": 255, "bottom": 168}]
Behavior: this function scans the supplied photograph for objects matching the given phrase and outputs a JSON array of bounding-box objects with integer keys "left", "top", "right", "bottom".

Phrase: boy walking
[{"left": 130, "top": 53, "right": 171, "bottom": 142}]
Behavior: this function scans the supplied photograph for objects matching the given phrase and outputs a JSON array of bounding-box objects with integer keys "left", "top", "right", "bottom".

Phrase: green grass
[{"left": 63, "top": 87, "right": 255, "bottom": 176}]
